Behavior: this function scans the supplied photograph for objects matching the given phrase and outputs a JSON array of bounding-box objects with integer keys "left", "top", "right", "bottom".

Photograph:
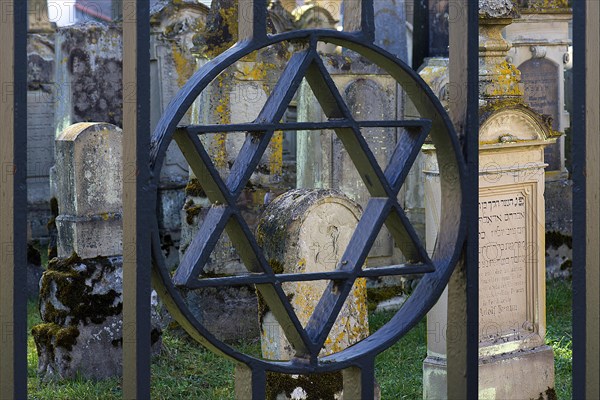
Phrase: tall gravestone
[
  {"left": 27, "top": 0, "right": 56, "bottom": 241},
  {"left": 422, "top": 2, "right": 557, "bottom": 398},
  {"left": 504, "top": 1, "right": 573, "bottom": 279},
  {"left": 177, "top": 0, "right": 293, "bottom": 342},
  {"left": 297, "top": 0, "right": 415, "bottom": 297},
  {"left": 33, "top": 123, "right": 162, "bottom": 380},
  {"left": 257, "top": 189, "right": 371, "bottom": 399},
  {"left": 149, "top": 1, "right": 209, "bottom": 268}
]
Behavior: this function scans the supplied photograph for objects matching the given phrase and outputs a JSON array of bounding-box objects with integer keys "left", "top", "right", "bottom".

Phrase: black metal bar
[
  {"left": 360, "top": 0, "right": 375, "bottom": 43},
  {"left": 572, "top": 0, "right": 587, "bottom": 398},
  {"left": 465, "top": 0, "right": 480, "bottom": 397},
  {"left": 122, "top": 0, "right": 152, "bottom": 398},
  {"left": 412, "top": 0, "right": 430, "bottom": 69},
  {"left": 0, "top": 0, "right": 27, "bottom": 397},
  {"left": 173, "top": 206, "right": 232, "bottom": 286},
  {"left": 184, "top": 263, "right": 434, "bottom": 288},
  {"left": 182, "top": 119, "right": 432, "bottom": 134}
]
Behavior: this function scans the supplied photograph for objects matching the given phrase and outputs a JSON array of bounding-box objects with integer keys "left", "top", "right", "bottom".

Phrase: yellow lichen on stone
[
  {"left": 489, "top": 61, "right": 523, "bottom": 97},
  {"left": 269, "top": 131, "right": 284, "bottom": 177},
  {"left": 171, "top": 44, "right": 195, "bottom": 88}
]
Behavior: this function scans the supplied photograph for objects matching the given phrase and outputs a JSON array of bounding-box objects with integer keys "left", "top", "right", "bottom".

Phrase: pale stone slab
[{"left": 55, "top": 122, "right": 122, "bottom": 258}]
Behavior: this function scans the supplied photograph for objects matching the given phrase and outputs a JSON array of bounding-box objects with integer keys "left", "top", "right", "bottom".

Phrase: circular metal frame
[{"left": 149, "top": 30, "right": 466, "bottom": 374}]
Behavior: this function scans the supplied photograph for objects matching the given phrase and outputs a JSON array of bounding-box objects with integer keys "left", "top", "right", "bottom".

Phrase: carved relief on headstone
[
  {"left": 257, "top": 189, "right": 369, "bottom": 399},
  {"left": 54, "top": 23, "right": 123, "bottom": 137}
]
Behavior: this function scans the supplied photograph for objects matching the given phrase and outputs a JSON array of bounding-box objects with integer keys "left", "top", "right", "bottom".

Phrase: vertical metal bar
[
  {"left": 412, "top": 0, "right": 430, "bottom": 69},
  {"left": 342, "top": 359, "right": 375, "bottom": 399},
  {"left": 238, "top": 0, "right": 267, "bottom": 43},
  {"left": 573, "top": 1, "right": 600, "bottom": 398},
  {"left": 0, "top": 0, "right": 27, "bottom": 397},
  {"left": 360, "top": 0, "right": 375, "bottom": 43},
  {"left": 122, "top": 1, "right": 151, "bottom": 398},
  {"left": 234, "top": 364, "right": 266, "bottom": 400},
  {"left": 447, "top": 0, "right": 478, "bottom": 398}
]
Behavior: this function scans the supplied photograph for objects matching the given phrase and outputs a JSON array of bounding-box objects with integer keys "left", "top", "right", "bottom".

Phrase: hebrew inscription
[{"left": 479, "top": 190, "right": 530, "bottom": 342}]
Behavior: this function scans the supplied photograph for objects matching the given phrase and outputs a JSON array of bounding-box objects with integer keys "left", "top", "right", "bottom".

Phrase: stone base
[
  {"left": 33, "top": 255, "right": 163, "bottom": 380},
  {"left": 423, "top": 345, "right": 555, "bottom": 400},
  {"left": 56, "top": 214, "right": 122, "bottom": 259}
]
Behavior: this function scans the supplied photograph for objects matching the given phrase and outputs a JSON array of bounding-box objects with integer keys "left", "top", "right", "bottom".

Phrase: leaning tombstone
[
  {"left": 257, "top": 189, "right": 373, "bottom": 399},
  {"left": 32, "top": 123, "right": 162, "bottom": 380}
]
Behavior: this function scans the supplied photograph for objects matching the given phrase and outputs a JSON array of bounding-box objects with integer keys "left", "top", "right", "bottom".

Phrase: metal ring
[{"left": 150, "top": 30, "right": 466, "bottom": 374}]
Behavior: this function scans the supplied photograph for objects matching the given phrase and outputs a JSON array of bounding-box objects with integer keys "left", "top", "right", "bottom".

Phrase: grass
[
  {"left": 26, "top": 279, "right": 572, "bottom": 399},
  {"left": 545, "top": 279, "right": 573, "bottom": 400}
]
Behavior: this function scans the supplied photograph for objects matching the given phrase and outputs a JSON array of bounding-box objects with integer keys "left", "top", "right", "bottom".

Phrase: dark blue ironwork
[
  {"left": 571, "top": 1, "right": 587, "bottom": 398},
  {"left": 149, "top": 0, "right": 467, "bottom": 397}
]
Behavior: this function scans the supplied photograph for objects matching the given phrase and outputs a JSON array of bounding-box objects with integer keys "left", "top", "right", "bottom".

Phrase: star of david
[{"left": 170, "top": 48, "right": 434, "bottom": 360}]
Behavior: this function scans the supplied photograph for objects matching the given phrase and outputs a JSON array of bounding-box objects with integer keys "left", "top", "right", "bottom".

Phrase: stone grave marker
[
  {"left": 33, "top": 123, "right": 162, "bottom": 380},
  {"left": 177, "top": 0, "right": 293, "bottom": 342},
  {"left": 423, "top": 2, "right": 557, "bottom": 398},
  {"left": 504, "top": 4, "right": 571, "bottom": 175},
  {"left": 27, "top": 16, "right": 56, "bottom": 241},
  {"left": 256, "top": 189, "right": 370, "bottom": 399}
]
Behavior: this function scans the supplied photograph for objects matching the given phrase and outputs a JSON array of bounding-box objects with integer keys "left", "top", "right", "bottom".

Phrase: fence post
[
  {"left": 573, "top": 1, "right": 600, "bottom": 398},
  {"left": 0, "top": 0, "right": 27, "bottom": 397},
  {"left": 122, "top": 1, "right": 151, "bottom": 398},
  {"left": 447, "top": 0, "right": 479, "bottom": 398}
]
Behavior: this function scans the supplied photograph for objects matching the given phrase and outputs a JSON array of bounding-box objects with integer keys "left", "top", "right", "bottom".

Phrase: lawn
[{"left": 26, "top": 279, "right": 572, "bottom": 399}]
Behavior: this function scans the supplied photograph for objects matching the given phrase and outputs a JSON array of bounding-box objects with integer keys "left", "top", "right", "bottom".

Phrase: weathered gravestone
[
  {"left": 423, "top": 2, "right": 557, "bottom": 398},
  {"left": 33, "top": 123, "right": 162, "bottom": 380},
  {"left": 504, "top": 1, "right": 573, "bottom": 279},
  {"left": 256, "top": 189, "right": 370, "bottom": 399},
  {"left": 177, "top": 0, "right": 293, "bottom": 342},
  {"left": 54, "top": 23, "right": 123, "bottom": 137},
  {"left": 149, "top": 1, "right": 209, "bottom": 268},
  {"left": 297, "top": 1, "right": 418, "bottom": 298},
  {"left": 27, "top": 0, "right": 56, "bottom": 241}
]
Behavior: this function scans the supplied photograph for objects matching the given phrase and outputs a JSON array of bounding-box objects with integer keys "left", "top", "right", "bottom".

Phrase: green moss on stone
[
  {"left": 269, "top": 259, "right": 284, "bottom": 274},
  {"left": 31, "top": 322, "right": 80, "bottom": 360},
  {"left": 184, "top": 199, "right": 203, "bottom": 225},
  {"left": 367, "top": 286, "right": 405, "bottom": 313},
  {"left": 185, "top": 178, "right": 206, "bottom": 197},
  {"left": 39, "top": 253, "right": 122, "bottom": 326}
]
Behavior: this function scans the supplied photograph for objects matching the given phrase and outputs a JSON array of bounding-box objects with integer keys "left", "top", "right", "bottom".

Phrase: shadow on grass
[{"left": 26, "top": 279, "right": 572, "bottom": 399}]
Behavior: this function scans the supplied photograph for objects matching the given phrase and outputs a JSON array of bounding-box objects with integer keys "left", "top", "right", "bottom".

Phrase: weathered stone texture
[
  {"left": 54, "top": 22, "right": 123, "bottom": 137},
  {"left": 28, "top": 32, "right": 56, "bottom": 241},
  {"left": 55, "top": 123, "right": 122, "bottom": 259},
  {"left": 257, "top": 189, "right": 370, "bottom": 399},
  {"left": 33, "top": 255, "right": 163, "bottom": 380}
]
